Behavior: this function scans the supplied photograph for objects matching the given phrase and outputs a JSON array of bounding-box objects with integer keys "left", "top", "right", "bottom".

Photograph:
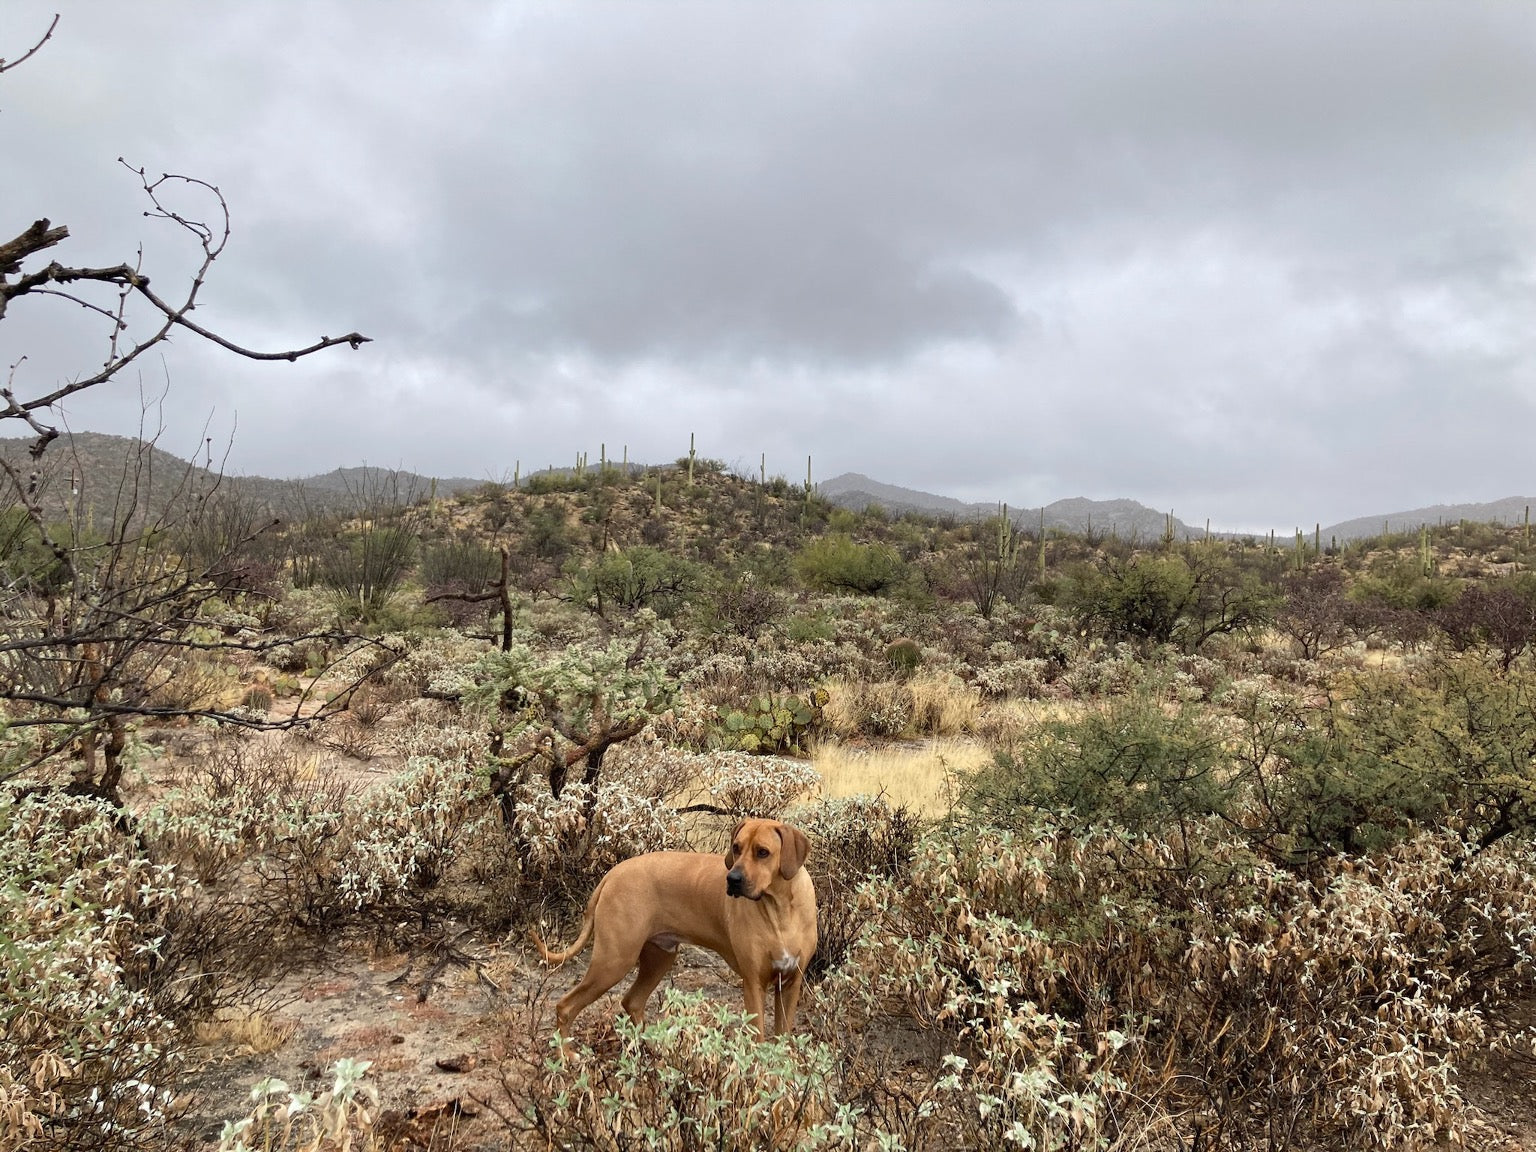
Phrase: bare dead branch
[{"left": 0, "top": 13, "right": 59, "bottom": 76}]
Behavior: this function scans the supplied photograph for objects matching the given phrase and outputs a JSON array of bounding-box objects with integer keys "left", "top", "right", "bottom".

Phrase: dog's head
[{"left": 723, "top": 818, "right": 810, "bottom": 900}]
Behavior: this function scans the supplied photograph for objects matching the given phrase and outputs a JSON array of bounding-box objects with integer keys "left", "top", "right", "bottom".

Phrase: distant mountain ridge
[
  {"left": 821, "top": 473, "right": 1200, "bottom": 540},
  {"left": 4, "top": 436, "right": 1529, "bottom": 545},
  {"left": 1320, "top": 498, "right": 1536, "bottom": 542},
  {"left": 0, "top": 433, "right": 486, "bottom": 522},
  {"left": 822, "top": 472, "right": 1536, "bottom": 545}
]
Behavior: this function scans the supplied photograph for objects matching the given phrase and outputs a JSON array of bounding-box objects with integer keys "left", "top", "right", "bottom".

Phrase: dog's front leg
[
  {"left": 773, "top": 969, "right": 804, "bottom": 1036},
  {"left": 741, "top": 976, "right": 770, "bottom": 1039}
]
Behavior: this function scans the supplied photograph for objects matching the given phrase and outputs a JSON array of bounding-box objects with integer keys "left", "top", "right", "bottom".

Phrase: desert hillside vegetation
[{"left": 7, "top": 449, "right": 1536, "bottom": 1150}]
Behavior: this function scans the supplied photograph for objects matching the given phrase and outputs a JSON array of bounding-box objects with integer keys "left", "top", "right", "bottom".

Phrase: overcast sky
[{"left": 3, "top": 3, "right": 1534, "bottom": 531}]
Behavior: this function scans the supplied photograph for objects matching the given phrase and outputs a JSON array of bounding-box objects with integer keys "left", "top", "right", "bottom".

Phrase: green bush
[
  {"left": 1232, "top": 658, "right": 1536, "bottom": 864},
  {"left": 319, "top": 523, "right": 416, "bottom": 618},
  {"left": 793, "top": 533, "right": 906, "bottom": 595},
  {"left": 1066, "top": 552, "right": 1275, "bottom": 653},
  {"left": 1352, "top": 556, "right": 1457, "bottom": 612},
  {"left": 565, "top": 546, "right": 708, "bottom": 618},
  {"left": 961, "top": 691, "right": 1228, "bottom": 851}
]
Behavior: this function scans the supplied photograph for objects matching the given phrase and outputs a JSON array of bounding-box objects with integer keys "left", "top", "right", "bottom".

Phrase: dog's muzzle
[{"left": 726, "top": 868, "right": 749, "bottom": 899}]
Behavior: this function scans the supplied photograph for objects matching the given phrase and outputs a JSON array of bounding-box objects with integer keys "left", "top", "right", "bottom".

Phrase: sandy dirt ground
[{"left": 174, "top": 938, "right": 754, "bottom": 1150}]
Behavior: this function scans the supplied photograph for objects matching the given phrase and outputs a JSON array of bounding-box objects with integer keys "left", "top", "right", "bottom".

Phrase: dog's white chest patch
[{"left": 772, "top": 949, "right": 800, "bottom": 974}]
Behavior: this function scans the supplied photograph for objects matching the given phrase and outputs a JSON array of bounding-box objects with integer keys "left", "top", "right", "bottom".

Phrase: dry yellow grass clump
[
  {"left": 821, "top": 672, "right": 981, "bottom": 740},
  {"left": 906, "top": 672, "right": 981, "bottom": 735},
  {"left": 812, "top": 737, "right": 993, "bottom": 816},
  {"left": 192, "top": 1009, "right": 296, "bottom": 1056}
]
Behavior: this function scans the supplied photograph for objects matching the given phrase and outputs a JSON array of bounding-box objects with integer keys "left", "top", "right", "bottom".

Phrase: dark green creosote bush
[{"left": 793, "top": 533, "right": 908, "bottom": 596}]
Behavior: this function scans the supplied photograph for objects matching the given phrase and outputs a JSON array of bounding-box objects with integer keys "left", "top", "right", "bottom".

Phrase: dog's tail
[{"left": 531, "top": 875, "right": 607, "bottom": 965}]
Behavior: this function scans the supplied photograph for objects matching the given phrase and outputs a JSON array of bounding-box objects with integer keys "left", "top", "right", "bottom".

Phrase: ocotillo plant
[
  {"left": 655, "top": 473, "right": 663, "bottom": 516},
  {"left": 1038, "top": 507, "right": 1047, "bottom": 579},
  {"left": 1421, "top": 524, "right": 1433, "bottom": 575}
]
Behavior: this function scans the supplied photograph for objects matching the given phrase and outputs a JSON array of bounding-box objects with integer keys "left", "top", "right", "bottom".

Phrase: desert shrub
[
  {"left": 962, "top": 692, "right": 1228, "bottom": 859},
  {"left": 1, "top": 789, "right": 181, "bottom": 1151},
  {"left": 524, "top": 504, "right": 573, "bottom": 560},
  {"left": 783, "top": 612, "right": 836, "bottom": 644},
  {"left": 319, "top": 521, "right": 416, "bottom": 619},
  {"left": 786, "top": 794, "right": 920, "bottom": 977},
  {"left": 794, "top": 534, "right": 907, "bottom": 596},
  {"left": 336, "top": 755, "right": 491, "bottom": 904},
  {"left": 566, "top": 546, "right": 708, "bottom": 618},
  {"left": 1231, "top": 658, "right": 1536, "bottom": 866},
  {"left": 1352, "top": 556, "right": 1458, "bottom": 613},
  {"left": 820, "top": 820, "right": 1536, "bottom": 1150},
  {"left": 508, "top": 779, "right": 685, "bottom": 915},
  {"left": 147, "top": 746, "right": 492, "bottom": 941},
  {"left": 1433, "top": 574, "right": 1536, "bottom": 670},
  {"left": 1067, "top": 552, "right": 1275, "bottom": 653},
  {"left": 707, "top": 574, "right": 786, "bottom": 638},
  {"left": 216, "top": 1059, "right": 379, "bottom": 1152},
  {"left": 518, "top": 991, "right": 856, "bottom": 1150},
  {"left": 821, "top": 678, "right": 915, "bottom": 739},
  {"left": 1275, "top": 564, "right": 1367, "bottom": 659},
  {"left": 1058, "top": 646, "right": 1147, "bottom": 698},
  {"left": 697, "top": 753, "right": 822, "bottom": 816},
  {"left": 972, "top": 656, "right": 1053, "bottom": 699},
  {"left": 419, "top": 538, "right": 502, "bottom": 591}
]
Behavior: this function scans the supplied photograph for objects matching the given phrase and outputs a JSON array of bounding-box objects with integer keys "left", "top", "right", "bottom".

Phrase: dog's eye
[
  {"left": 756, "top": 847, "right": 770, "bottom": 859},
  {"left": 731, "top": 844, "right": 741, "bottom": 855}
]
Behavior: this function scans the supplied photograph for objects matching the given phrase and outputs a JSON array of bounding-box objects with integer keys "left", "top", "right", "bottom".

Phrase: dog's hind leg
[
  {"left": 554, "top": 934, "right": 640, "bottom": 1035},
  {"left": 620, "top": 940, "right": 679, "bottom": 1024}
]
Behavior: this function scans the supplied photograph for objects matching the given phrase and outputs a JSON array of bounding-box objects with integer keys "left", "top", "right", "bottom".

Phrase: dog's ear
[
  {"left": 724, "top": 820, "right": 746, "bottom": 867},
  {"left": 777, "top": 823, "right": 810, "bottom": 880}
]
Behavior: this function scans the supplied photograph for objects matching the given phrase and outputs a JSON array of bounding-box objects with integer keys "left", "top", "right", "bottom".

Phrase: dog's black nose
[{"left": 726, "top": 868, "right": 745, "bottom": 897}]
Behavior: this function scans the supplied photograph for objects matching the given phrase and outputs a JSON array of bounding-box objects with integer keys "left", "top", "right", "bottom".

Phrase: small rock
[{"left": 434, "top": 1053, "right": 478, "bottom": 1073}]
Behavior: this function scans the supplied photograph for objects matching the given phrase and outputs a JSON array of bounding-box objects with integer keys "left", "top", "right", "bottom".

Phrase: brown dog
[{"left": 534, "top": 818, "right": 817, "bottom": 1039}]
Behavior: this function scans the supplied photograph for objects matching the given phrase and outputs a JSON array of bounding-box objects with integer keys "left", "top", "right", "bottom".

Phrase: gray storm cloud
[{"left": 1, "top": 2, "right": 1533, "bottom": 529}]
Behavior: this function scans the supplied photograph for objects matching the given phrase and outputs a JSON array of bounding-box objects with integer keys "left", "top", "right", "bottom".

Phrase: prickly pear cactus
[{"left": 717, "top": 688, "right": 830, "bottom": 754}]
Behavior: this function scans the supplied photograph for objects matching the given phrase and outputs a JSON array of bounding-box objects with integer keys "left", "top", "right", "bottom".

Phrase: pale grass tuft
[
  {"left": 812, "top": 738, "right": 993, "bottom": 817},
  {"left": 819, "top": 677, "right": 864, "bottom": 738},
  {"left": 906, "top": 672, "right": 981, "bottom": 735},
  {"left": 973, "top": 697, "right": 1084, "bottom": 746},
  {"left": 194, "top": 1009, "right": 297, "bottom": 1056}
]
